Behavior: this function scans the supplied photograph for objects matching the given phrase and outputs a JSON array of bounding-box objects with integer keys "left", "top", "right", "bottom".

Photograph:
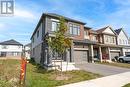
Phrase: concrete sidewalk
[{"left": 59, "top": 71, "right": 130, "bottom": 87}]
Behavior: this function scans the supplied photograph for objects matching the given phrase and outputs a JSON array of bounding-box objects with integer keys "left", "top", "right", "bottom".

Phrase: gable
[
  {"left": 103, "top": 27, "right": 115, "bottom": 35},
  {"left": 119, "top": 30, "right": 128, "bottom": 39}
]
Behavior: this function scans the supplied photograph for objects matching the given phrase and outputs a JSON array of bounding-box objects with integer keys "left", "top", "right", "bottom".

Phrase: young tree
[{"left": 47, "top": 17, "right": 71, "bottom": 73}]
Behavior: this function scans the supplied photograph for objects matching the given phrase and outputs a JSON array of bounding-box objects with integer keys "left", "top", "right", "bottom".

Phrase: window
[
  {"left": 69, "top": 23, "right": 80, "bottom": 35},
  {"left": 2, "top": 45, "right": 8, "bottom": 49},
  {"left": 69, "top": 24, "right": 73, "bottom": 34},
  {"left": 51, "top": 21, "right": 59, "bottom": 31},
  {"left": 37, "top": 30, "right": 39, "bottom": 38}
]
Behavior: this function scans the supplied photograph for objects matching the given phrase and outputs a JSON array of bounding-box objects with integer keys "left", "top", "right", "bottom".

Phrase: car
[{"left": 118, "top": 55, "right": 130, "bottom": 63}]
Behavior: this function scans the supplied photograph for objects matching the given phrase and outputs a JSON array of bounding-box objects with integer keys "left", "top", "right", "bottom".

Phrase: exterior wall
[
  {"left": 117, "top": 30, "right": 129, "bottom": 45},
  {"left": 31, "top": 20, "right": 44, "bottom": 63},
  {"left": 0, "top": 45, "right": 22, "bottom": 58},
  {"left": 84, "top": 30, "right": 90, "bottom": 39},
  {"left": 0, "top": 45, "right": 22, "bottom": 52},
  {"left": 103, "top": 27, "right": 115, "bottom": 35},
  {"left": 103, "top": 34, "right": 116, "bottom": 45},
  {"left": 32, "top": 44, "right": 42, "bottom": 63},
  {"left": 31, "top": 22, "right": 43, "bottom": 49},
  {"left": 71, "top": 23, "right": 84, "bottom": 40},
  {"left": 45, "top": 17, "right": 85, "bottom": 40}
]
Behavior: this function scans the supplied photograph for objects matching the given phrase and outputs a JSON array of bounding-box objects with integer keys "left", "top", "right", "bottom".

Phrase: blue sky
[{"left": 0, "top": 0, "right": 130, "bottom": 45}]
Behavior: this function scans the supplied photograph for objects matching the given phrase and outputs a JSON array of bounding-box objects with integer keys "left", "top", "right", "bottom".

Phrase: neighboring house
[
  {"left": 115, "top": 28, "right": 130, "bottom": 56},
  {"left": 95, "top": 26, "right": 123, "bottom": 62},
  {"left": 0, "top": 39, "right": 23, "bottom": 59},
  {"left": 24, "top": 43, "right": 31, "bottom": 59},
  {"left": 31, "top": 13, "right": 130, "bottom": 69}
]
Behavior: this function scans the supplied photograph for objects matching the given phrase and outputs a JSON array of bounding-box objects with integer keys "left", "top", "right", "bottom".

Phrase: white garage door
[
  {"left": 110, "top": 52, "right": 120, "bottom": 59},
  {"left": 74, "top": 50, "right": 88, "bottom": 64}
]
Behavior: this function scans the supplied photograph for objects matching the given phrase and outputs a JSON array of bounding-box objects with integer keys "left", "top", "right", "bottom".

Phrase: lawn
[
  {"left": 0, "top": 59, "right": 101, "bottom": 87},
  {"left": 97, "top": 62, "right": 130, "bottom": 69},
  {"left": 123, "top": 83, "right": 130, "bottom": 87}
]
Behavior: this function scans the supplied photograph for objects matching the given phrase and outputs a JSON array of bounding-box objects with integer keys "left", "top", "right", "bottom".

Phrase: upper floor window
[
  {"left": 51, "top": 21, "right": 59, "bottom": 31},
  {"left": 37, "top": 30, "right": 39, "bottom": 38},
  {"left": 69, "top": 23, "right": 80, "bottom": 35},
  {"left": 2, "top": 45, "right": 8, "bottom": 49},
  {"left": 112, "top": 37, "right": 115, "bottom": 43}
]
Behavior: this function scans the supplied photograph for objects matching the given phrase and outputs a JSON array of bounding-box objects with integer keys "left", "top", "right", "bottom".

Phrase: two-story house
[
  {"left": 31, "top": 13, "right": 130, "bottom": 69},
  {"left": 115, "top": 28, "right": 130, "bottom": 56},
  {"left": 0, "top": 39, "right": 23, "bottom": 59},
  {"left": 92, "top": 26, "right": 123, "bottom": 62},
  {"left": 31, "top": 13, "right": 96, "bottom": 68}
]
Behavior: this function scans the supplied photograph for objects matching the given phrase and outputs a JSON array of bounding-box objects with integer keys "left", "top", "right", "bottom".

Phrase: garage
[
  {"left": 74, "top": 50, "right": 88, "bottom": 64},
  {"left": 110, "top": 52, "right": 120, "bottom": 59},
  {"left": 125, "top": 52, "right": 130, "bottom": 56}
]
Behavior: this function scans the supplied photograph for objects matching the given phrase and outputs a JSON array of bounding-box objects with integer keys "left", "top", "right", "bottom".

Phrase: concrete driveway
[{"left": 75, "top": 63, "right": 130, "bottom": 76}]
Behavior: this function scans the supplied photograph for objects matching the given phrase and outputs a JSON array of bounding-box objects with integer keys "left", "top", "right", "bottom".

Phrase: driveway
[{"left": 75, "top": 63, "right": 130, "bottom": 76}]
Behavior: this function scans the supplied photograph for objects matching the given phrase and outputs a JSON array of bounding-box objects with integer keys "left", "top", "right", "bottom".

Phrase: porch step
[{"left": 52, "top": 62, "right": 79, "bottom": 71}]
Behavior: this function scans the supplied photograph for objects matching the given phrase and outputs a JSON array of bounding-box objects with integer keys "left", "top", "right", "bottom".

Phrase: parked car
[{"left": 118, "top": 55, "right": 130, "bottom": 63}]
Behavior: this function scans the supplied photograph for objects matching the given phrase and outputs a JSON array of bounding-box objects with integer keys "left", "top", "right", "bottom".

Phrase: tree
[{"left": 47, "top": 17, "right": 72, "bottom": 73}]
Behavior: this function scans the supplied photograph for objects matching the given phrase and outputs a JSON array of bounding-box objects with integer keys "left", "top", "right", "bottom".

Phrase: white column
[
  {"left": 90, "top": 45, "right": 94, "bottom": 63},
  {"left": 99, "top": 46, "right": 102, "bottom": 62}
]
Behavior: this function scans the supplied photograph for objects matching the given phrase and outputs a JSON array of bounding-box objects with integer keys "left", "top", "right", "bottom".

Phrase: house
[
  {"left": 24, "top": 43, "right": 31, "bottom": 59},
  {"left": 115, "top": 28, "right": 130, "bottom": 56},
  {"left": 31, "top": 13, "right": 97, "bottom": 69},
  {"left": 0, "top": 39, "right": 23, "bottom": 59},
  {"left": 93, "top": 26, "right": 123, "bottom": 62},
  {"left": 31, "top": 13, "right": 130, "bottom": 69}
]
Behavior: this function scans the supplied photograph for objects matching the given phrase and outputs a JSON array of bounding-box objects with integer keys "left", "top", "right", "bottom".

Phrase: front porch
[{"left": 93, "top": 44, "right": 123, "bottom": 62}]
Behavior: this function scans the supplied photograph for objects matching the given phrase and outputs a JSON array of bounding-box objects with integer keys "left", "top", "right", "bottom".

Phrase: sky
[{"left": 0, "top": 0, "right": 130, "bottom": 45}]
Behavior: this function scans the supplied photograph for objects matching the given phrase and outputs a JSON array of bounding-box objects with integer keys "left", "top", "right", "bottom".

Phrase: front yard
[
  {"left": 97, "top": 62, "right": 130, "bottom": 69},
  {"left": 0, "top": 59, "right": 101, "bottom": 87}
]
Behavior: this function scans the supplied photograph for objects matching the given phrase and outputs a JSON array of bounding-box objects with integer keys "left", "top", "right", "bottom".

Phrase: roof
[
  {"left": 43, "top": 13, "right": 86, "bottom": 24},
  {"left": 31, "top": 13, "right": 86, "bottom": 39},
  {"left": 115, "top": 28, "right": 129, "bottom": 39},
  {"left": 73, "top": 39, "right": 97, "bottom": 45},
  {"left": 115, "top": 29, "right": 122, "bottom": 35},
  {"left": 0, "top": 39, "right": 23, "bottom": 46},
  {"left": 90, "top": 30, "right": 98, "bottom": 34},
  {"left": 84, "top": 26, "right": 92, "bottom": 30},
  {"left": 25, "top": 43, "right": 31, "bottom": 47},
  {"left": 96, "top": 26, "right": 109, "bottom": 33},
  {"left": 96, "top": 26, "right": 117, "bottom": 35}
]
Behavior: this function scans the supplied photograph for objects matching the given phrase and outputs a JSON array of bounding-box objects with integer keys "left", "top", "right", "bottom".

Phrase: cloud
[
  {"left": 14, "top": 9, "right": 35, "bottom": 19},
  {"left": 9, "top": 32, "right": 31, "bottom": 36}
]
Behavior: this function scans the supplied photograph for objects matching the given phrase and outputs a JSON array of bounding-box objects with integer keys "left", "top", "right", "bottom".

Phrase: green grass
[
  {"left": 26, "top": 63, "right": 101, "bottom": 87},
  {"left": 97, "top": 62, "right": 130, "bottom": 69},
  {"left": 0, "top": 59, "right": 101, "bottom": 87},
  {"left": 123, "top": 83, "right": 130, "bottom": 87}
]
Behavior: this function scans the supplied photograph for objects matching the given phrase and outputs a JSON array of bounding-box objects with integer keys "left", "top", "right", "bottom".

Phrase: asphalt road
[{"left": 75, "top": 63, "right": 130, "bottom": 76}]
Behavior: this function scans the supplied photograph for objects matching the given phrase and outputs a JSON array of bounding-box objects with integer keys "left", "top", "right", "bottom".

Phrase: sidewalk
[{"left": 59, "top": 71, "right": 130, "bottom": 87}]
